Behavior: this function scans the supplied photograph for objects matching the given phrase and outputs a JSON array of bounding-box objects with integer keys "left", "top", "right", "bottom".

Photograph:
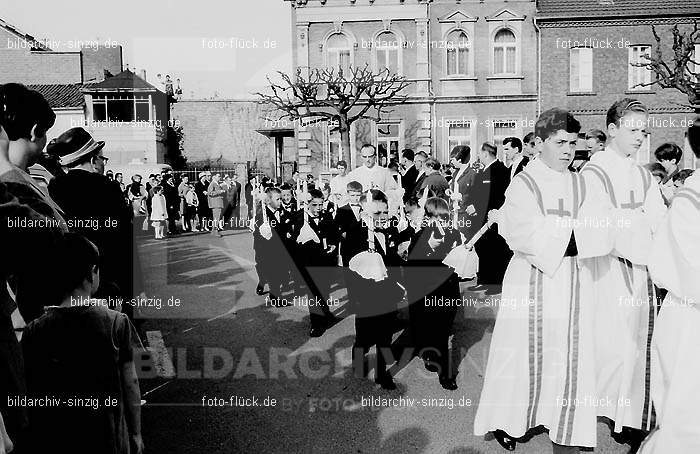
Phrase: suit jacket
[
  {"left": 335, "top": 204, "right": 364, "bottom": 266},
  {"left": 411, "top": 172, "right": 427, "bottom": 199},
  {"left": 163, "top": 182, "right": 180, "bottom": 214},
  {"left": 232, "top": 181, "right": 241, "bottom": 207},
  {"left": 195, "top": 181, "right": 209, "bottom": 210},
  {"left": 290, "top": 211, "right": 338, "bottom": 267},
  {"left": 207, "top": 181, "right": 225, "bottom": 209},
  {"left": 402, "top": 165, "right": 418, "bottom": 201},
  {"left": 465, "top": 160, "right": 509, "bottom": 229},
  {"left": 509, "top": 155, "right": 530, "bottom": 182}
]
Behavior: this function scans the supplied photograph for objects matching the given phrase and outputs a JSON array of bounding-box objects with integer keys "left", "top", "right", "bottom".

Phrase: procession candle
[
  {"left": 397, "top": 172, "right": 402, "bottom": 189},
  {"left": 367, "top": 213, "right": 374, "bottom": 251},
  {"left": 262, "top": 195, "right": 268, "bottom": 224},
  {"left": 304, "top": 206, "right": 309, "bottom": 223},
  {"left": 302, "top": 180, "right": 308, "bottom": 209}
]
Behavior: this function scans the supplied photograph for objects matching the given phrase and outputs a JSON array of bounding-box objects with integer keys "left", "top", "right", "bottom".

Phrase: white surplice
[
  {"left": 640, "top": 173, "right": 700, "bottom": 453},
  {"left": 474, "top": 159, "right": 609, "bottom": 447},
  {"left": 580, "top": 147, "right": 667, "bottom": 432},
  {"left": 346, "top": 165, "right": 396, "bottom": 193}
]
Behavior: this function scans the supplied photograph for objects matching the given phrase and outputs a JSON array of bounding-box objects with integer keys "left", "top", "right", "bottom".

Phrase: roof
[
  {"left": 537, "top": 0, "right": 700, "bottom": 19},
  {"left": 27, "top": 84, "right": 85, "bottom": 109},
  {"left": 0, "top": 17, "right": 51, "bottom": 51},
  {"left": 82, "top": 69, "right": 160, "bottom": 92}
]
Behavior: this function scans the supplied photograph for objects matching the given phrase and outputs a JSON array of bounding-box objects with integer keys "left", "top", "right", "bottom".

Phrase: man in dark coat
[
  {"left": 410, "top": 151, "right": 428, "bottom": 199},
  {"left": 448, "top": 145, "right": 478, "bottom": 241},
  {"left": 194, "top": 173, "right": 210, "bottom": 231},
  {"left": 503, "top": 136, "right": 530, "bottom": 183},
  {"left": 464, "top": 142, "right": 512, "bottom": 294},
  {"left": 400, "top": 149, "right": 418, "bottom": 202},
  {"left": 47, "top": 127, "right": 142, "bottom": 310},
  {"left": 162, "top": 174, "right": 180, "bottom": 234}
]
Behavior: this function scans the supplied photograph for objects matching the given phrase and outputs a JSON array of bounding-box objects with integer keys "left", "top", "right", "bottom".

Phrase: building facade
[
  {"left": 287, "top": 0, "right": 538, "bottom": 175},
  {"left": 536, "top": 0, "right": 700, "bottom": 168}
]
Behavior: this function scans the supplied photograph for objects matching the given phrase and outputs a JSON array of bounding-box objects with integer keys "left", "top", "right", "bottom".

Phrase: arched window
[
  {"left": 375, "top": 31, "right": 400, "bottom": 74},
  {"left": 326, "top": 33, "right": 352, "bottom": 75},
  {"left": 446, "top": 30, "right": 470, "bottom": 76},
  {"left": 493, "top": 29, "right": 517, "bottom": 75}
]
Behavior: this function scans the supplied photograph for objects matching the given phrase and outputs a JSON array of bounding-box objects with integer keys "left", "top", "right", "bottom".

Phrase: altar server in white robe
[
  {"left": 474, "top": 108, "right": 612, "bottom": 453},
  {"left": 580, "top": 99, "right": 666, "bottom": 440},
  {"left": 639, "top": 119, "right": 700, "bottom": 454}
]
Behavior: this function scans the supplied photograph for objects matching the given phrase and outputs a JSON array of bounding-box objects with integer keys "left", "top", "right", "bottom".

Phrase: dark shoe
[
  {"left": 309, "top": 327, "right": 326, "bottom": 338},
  {"left": 485, "top": 286, "right": 502, "bottom": 295},
  {"left": 376, "top": 376, "right": 396, "bottom": 390},
  {"left": 439, "top": 377, "right": 458, "bottom": 391},
  {"left": 256, "top": 284, "right": 265, "bottom": 295},
  {"left": 493, "top": 430, "right": 516, "bottom": 451},
  {"left": 467, "top": 284, "right": 486, "bottom": 291},
  {"left": 423, "top": 359, "right": 439, "bottom": 373}
]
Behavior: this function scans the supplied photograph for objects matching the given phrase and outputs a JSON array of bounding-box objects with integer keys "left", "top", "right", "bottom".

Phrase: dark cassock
[
  {"left": 290, "top": 210, "right": 339, "bottom": 334},
  {"left": 402, "top": 164, "right": 418, "bottom": 202},
  {"left": 252, "top": 205, "right": 288, "bottom": 299},
  {"left": 466, "top": 159, "right": 512, "bottom": 289},
  {"left": 49, "top": 168, "right": 142, "bottom": 307},
  {"left": 344, "top": 220, "right": 404, "bottom": 387},
  {"left": 163, "top": 180, "right": 180, "bottom": 233},
  {"left": 403, "top": 223, "right": 462, "bottom": 387}
]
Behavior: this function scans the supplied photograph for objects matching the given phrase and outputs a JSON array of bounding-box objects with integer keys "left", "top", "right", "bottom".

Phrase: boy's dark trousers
[
  {"left": 353, "top": 311, "right": 395, "bottom": 381},
  {"left": 421, "top": 306, "right": 459, "bottom": 380}
]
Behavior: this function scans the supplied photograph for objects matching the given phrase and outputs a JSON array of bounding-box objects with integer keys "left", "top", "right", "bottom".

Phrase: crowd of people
[
  {"left": 250, "top": 100, "right": 699, "bottom": 453},
  {"left": 0, "top": 83, "right": 144, "bottom": 453}
]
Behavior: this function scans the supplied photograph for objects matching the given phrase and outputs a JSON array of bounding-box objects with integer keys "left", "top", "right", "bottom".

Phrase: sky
[{"left": 0, "top": 0, "right": 293, "bottom": 99}]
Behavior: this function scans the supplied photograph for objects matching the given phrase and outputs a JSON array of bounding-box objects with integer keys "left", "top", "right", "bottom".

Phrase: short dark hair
[
  {"left": 388, "top": 161, "right": 399, "bottom": 171},
  {"left": 585, "top": 129, "right": 607, "bottom": 144},
  {"left": 415, "top": 151, "right": 428, "bottom": 160},
  {"left": 534, "top": 108, "right": 581, "bottom": 141},
  {"left": 643, "top": 163, "right": 667, "bottom": 181},
  {"left": 654, "top": 142, "right": 683, "bottom": 164},
  {"left": 115, "top": 172, "right": 122, "bottom": 178},
  {"left": 360, "top": 189, "right": 388, "bottom": 205},
  {"left": 346, "top": 180, "right": 363, "bottom": 192},
  {"left": 480, "top": 142, "right": 498, "bottom": 157},
  {"left": 424, "top": 157, "right": 441, "bottom": 170},
  {"left": 401, "top": 148, "right": 415, "bottom": 161},
  {"left": 51, "top": 233, "right": 100, "bottom": 299},
  {"left": 503, "top": 137, "right": 522, "bottom": 152},
  {"left": 336, "top": 160, "right": 347, "bottom": 169},
  {"left": 405, "top": 196, "right": 419, "bottom": 208},
  {"left": 0, "top": 83, "right": 56, "bottom": 140},
  {"left": 424, "top": 197, "right": 450, "bottom": 221},
  {"left": 280, "top": 183, "right": 292, "bottom": 192},
  {"left": 606, "top": 98, "right": 648, "bottom": 128},
  {"left": 450, "top": 145, "right": 470, "bottom": 164},
  {"left": 523, "top": 132, "right": 535, "bottom": 145},
  {"left": 308, "top": 188, "right": 324, "bottom": 200}
]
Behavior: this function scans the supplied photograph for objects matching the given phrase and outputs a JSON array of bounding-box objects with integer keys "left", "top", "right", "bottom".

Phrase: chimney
[{"left": 140, "top": 69, "right": 147, "bottom": 80}]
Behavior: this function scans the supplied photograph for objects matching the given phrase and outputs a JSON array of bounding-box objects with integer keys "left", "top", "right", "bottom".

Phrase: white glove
[{"left": 259, "top": 222, "right": 272, "bottom": 240}]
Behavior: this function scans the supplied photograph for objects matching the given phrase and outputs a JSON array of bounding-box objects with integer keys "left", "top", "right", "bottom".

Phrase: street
[{"left": 136, "top": 230, "right": 629, "bottom": 454}]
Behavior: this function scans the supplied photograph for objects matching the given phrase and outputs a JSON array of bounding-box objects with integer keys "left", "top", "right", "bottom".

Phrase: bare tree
[
  {"left": 255, "top": 64, "right": 410, "bottom": 159},
  {"left": 633, "top": 22, "right": 700, "bottom": 112}
]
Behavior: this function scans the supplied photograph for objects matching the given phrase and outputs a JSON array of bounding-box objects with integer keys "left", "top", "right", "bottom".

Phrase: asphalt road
[{"left": 135, "top": 229, "right": 631, "bottom": 454}]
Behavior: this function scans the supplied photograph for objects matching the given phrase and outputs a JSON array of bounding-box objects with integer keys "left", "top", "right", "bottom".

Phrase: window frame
[
  {"left": 373, "top": 30, "right": 402, "bottom": 75},
  {"left": 445, "top": 29, "right": 472, "bottom": 77},
  {"left": 569, "top": 47, "right": 593, "bottom": 93},
  {"left": 492, "top": 28, "right": 518, "bottom": 76},
  {"left": 628, "top": 45, "right": 653, "bottom": 91}
]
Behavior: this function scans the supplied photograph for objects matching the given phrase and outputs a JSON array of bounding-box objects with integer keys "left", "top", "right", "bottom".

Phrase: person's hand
[
  {"left": 466, "top": 204, "right": 476, "bottom": 216},
  {"left": 130, "top": 433, "right": 144, "bottom": 454},
  {"left": 326, "top": 245, "right": 337, "bottom": 254},
  {"left": 487, "top": 209, "right": 500, "bottom": 226},
  {"left": 428, "top": 230, "right": 444, "bottom": 250}
]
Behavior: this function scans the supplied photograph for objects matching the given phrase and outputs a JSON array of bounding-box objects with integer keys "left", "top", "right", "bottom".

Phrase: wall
[{"left": 171, "top": 100, "right": 277, "bottom": 174}]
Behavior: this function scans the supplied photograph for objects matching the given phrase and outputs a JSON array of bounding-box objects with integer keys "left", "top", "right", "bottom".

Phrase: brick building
[
  {"left": 536, "top": 0, "right": 700, "bottom": 168},
  {"left": 286, "top": 0, "right": 539, "bottom": 176}
]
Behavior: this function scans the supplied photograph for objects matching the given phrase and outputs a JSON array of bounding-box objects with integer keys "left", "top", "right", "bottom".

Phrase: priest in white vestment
[
  {"left": 346, "top": 144, "right": 397, "bottom": 194},
  {"left": 640, "top": 121, "right": 700, "bottom": 453},
  {"left": 580, "top": 100, "right": 666, "bottom": 436},
  {"left": 474, "top": 109, "right": 611, "bottom": 452}
]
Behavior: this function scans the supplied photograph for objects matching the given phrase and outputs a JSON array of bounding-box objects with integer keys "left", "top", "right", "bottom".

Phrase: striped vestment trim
[
  {"left": 556, "top": 259, "right": 582, "bottom": 445},
  {"left": 526, "top": 265, "right": 544, "bottom": 428}
]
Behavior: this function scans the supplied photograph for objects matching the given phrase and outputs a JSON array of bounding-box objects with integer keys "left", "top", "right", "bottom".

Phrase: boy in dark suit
[
  {"left": 344, "top": 189, "right": 403, "bottom": 390},
  {"left": 290, "top": 188, "right": 340, "bottom": 337},
  {"left": 253, "top": 187, "right": 287, "bottom": 300},
  {"left": 335, "top": 180, "right": 364, "bottom": 266}
]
